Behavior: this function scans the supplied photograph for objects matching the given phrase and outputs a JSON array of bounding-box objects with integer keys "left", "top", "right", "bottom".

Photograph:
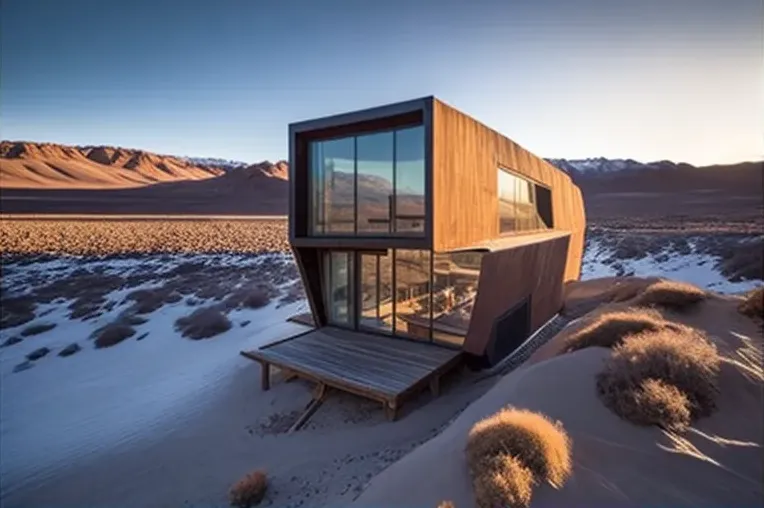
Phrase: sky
[{"left": 1, "top": 0, "right": 762, "bottom": 165}]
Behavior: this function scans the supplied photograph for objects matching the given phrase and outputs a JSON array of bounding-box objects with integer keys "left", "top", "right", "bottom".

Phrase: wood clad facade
[
  {"left": 463, "top": 235, "right": 570, "bottom": 356},
  {"left": 431, "top": 98, "right": 586, "bottom": 281},
  {"left": 287, "top": 96, "right": 586, "bottom": 367}
]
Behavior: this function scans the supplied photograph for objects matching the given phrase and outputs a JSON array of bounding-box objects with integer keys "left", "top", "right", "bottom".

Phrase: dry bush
[
  {"left": 604, "top": 378, "right": 691, "bottom": 432},
  {"left": 20, "top": 322, "right": 57, "bottom": 336},
  {"left": 560, "top": 308, "right": 683, "bottom": 354},
  {"left": 94, "top": 323, "right": 136, "bottom": 348},
  {"left": 229, "top": 470, "right": 267, "bottom": 508},
  {"left": 633, "top": 280, "right": 706, "bottom": 311},
  {"left": 466, "top": 407, "right": 572, "bottom": 508},
  {"left": 175, "top": 306, "right": 232, "bottom": 339},
  {"left": 471, "top": 455, "right": 534, "bottom": 508},
  {"left": 738, "top": 286, "right": 763, "bottom": 320},
  {"left": 597, "top": 327, "right": 721, "bottom": 423}
]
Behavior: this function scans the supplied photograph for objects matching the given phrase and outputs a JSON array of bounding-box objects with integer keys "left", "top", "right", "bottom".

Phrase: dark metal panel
[
  {"left": 290, "top": 96, "right": 433, "bottom": 134},
  {"left": 291, "top": 236, "right": 429, "bottom": 250}
]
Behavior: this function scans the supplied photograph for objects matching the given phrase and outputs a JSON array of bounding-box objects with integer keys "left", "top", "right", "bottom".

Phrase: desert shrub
[
  {"left": 738, "top": 286, "right": 763, "bottom": 320},
  {"left": 633, "top": 280, "right": 706, "bottom": 311},
  {"left": 94, "top": 324, "right": 136, "bottom": 348},
  {"left": 242, "top": 289, "right": 270, "bottom": 309},
  {"left": 471, "top": 455, "right": 534, "bottom": 508},
  {"left": 603, "top": 378, "right": 691, "bottom": 432},
  {"left": 175, "top": 306, "right": 232, "bottom": 339},
  {"left": 597, "top": 328, "right": 721, "bottom": 422},
  {"left": 560, "top": 308, "right": 683, "bottom": 354},
  {"left": 20, "top": 322, "right": 57, "bottom": 336},
  {"left": 229, "top": 470, "right": 267, "bottom": 508},
  {"left": 466, "top": 408, "right": 571, "bottom": 495},
  {"left": 0, "top": 296, "right": 36, "bottom": 329}
]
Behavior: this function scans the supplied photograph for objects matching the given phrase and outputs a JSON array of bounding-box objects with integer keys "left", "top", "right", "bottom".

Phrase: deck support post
[
  {"left": 429, "top": 376, "right": 440, "bottom": 397},
  {"left": 384, "top": 401, "right": 399, "bottom": 422},
  {"left": 289, "top": 383, "right": 328, "bottom": 433},
  {"left": 260, "top": 362, "right": 271, "bottom": 391}
]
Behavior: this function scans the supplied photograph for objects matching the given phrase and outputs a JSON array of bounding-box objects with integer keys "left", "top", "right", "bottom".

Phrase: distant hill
[
  {"left": 0, "top": 141, "right": 289, "bottom": 215},
  {"left": 1, "top": 140, "right": 759, "bottom": 219}
]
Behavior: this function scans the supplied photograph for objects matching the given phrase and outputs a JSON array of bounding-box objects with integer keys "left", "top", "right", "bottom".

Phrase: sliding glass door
[
  {"left": 358, "top": 251, "right": 393, "bottom": 333},
  {"left": 324, "top": 251, "right": 354, "bottom": 326}
]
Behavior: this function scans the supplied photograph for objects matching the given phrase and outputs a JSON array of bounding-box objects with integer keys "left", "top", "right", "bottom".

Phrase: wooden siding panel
[
  {"left": 432, "top": 99, "right": 586, "bottom": 286},
  {"left": 463, "top": 236, "right": 570, "bottom": 356}
]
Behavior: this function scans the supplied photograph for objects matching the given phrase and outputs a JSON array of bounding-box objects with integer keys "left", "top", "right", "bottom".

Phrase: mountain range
[{"left": 0, "top": 140, "right": 760, "bottom": 218}]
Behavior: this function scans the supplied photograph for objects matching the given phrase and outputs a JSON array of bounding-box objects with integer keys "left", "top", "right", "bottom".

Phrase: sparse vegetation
[
  {"left": 26, "top": 347, "right": 50, "bottom": 361},
  {"left": 94, "top": 323, "right": 136, "bottom": 348},
  {"left": 0, "top": 219, "right": 289, "bottom": 256},
  {"left": 229, "top": 470, "right": 268, "bottom": 508},
  {"left": 58, "top": 343, "right": 82, "bottom": 357},
  {"left": 0, "top": 296, "right": 36, "bottom": 329},
  {"left": 20, "top": 322, "right": 57, "bottom": 336},
  {"left": 560, "top": 308, "right": 683, "bottom": 354},
  {"left": 466, "top": 407, "right": 572, "bottom": 508},
  {"left": 606, "top": 378, "right": 692, "bottom": 432},
  {"left": 738, "top": 286, "right": 763, "bottom": 320},
  {"left": 597, "top": 327, "right": 721, "bottom": 425},
  {"left": 633, "top": 280, "right": 707, "bottom": 311},
  {"left": 176, "top": 306, "right": 232, "bottom": 339}
]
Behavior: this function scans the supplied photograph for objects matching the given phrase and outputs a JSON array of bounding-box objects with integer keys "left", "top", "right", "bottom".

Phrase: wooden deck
[{"left": 241, "top": 327, "right": 462, "bottom": 420}]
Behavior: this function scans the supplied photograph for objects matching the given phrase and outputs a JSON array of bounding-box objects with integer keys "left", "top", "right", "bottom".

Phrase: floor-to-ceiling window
[
  {"left": 324, "top": 251, "right": 354, "bottom": 325},
  {"left": 393, "top": 249, "right": 432, "bottom": 340},
  {"left": 309, "top": 125, "right": 425, "bottom": 236},
  {"left": 359, "top": 250, "right": 393, "bottom": 333}
]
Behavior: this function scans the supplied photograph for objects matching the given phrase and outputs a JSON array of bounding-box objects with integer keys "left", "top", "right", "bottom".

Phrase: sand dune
[{"left": 354, "top": 281, "right": 763, "bottom": 508}]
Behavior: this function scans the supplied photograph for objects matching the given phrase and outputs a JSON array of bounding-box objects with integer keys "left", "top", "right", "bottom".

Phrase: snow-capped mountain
[
  {"left": 545, "top": 157, "right": 695, "bottom": 175},
  {"left": 184, "top": 157, "right": 249, "bottom": 171}
]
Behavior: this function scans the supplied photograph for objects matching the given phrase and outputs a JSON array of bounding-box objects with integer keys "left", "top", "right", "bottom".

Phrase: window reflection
[
  {"left": 394, "top": 249, "right": 431, "bottom": 340},
  {"left": 357, "top": 132, "right": 394, "bottom": 234},
  {"left": 311, "top": 138, "right": 355, "bottom": 234},
  {"left": 394, "top": 126, "right": 426, "bottom": 234},
  {"left": 359, "top": 250, "right": 393, "bottom": 333},
  {"left": 498, "top": 167, "right": 551, "bottom": 234},
  {"left": 309, "top": 125, "right": 425, "bottom": 237},
  {"left": 431, "top": 251, "right": 483, "bottom": 347}
]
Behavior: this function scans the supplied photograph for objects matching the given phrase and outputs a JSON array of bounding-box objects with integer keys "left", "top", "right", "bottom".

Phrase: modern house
[{"left": 242, "top": 96, "right": 585, "bottom": 421}]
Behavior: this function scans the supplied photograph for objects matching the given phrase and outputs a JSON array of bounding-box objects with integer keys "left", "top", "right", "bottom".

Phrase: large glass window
[
  {"left": 359, "top": 250, "right": 393, "bottom": 333},
  {"left": 311, "top": 138, "right": 355, "bottom": 234},
  {"left": 309, "top": 125, "right": 425, "bottom": 236},
  {"left": 357, "top": 132, "right": 394, "bottom": 234},
  {"left": 431, "top": 251, "right": 484, "bottom": 347},
  {"left": 325, "top": 251, "right": 354, "bottom": 325},
  {"left": 498, "top": 167, "right": 553, "bottom": 234},
  {"left": 393, "top": 249, "right": 431, "bottom": 340},
  {"left": 394, "top": 126, "right": 426, "bottom": 234}
]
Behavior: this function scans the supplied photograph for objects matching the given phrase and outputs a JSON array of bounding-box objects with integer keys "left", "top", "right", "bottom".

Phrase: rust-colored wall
[
  {"left": 463, "top": 235, "right": 570, "bottom": 356},
  {"left": 431, "top": 98, "right": 586, "bottom": 281}
]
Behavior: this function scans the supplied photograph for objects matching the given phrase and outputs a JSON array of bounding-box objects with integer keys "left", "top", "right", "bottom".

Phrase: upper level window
[
  {"left": 498, "top": 167, "right": 553, "bottom": 234},
  {"left": 310, "top": 125, "right": 425, "bottom": 236}
]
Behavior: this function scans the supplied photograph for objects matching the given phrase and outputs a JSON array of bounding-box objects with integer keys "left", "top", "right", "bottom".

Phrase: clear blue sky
[{"left": 1, "top": 0, "right": 761, "bottom": 165}]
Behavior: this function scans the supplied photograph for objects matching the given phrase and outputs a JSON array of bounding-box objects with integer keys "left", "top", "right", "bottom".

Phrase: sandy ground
[
  {"left": 0, "top": 252, "right": 493, "bottom": 508},
  {"left": 1, "top": 232, "right": 762, "bottom": 507},
  {"left": 355, "top": 286, "right": 764, "bottom": 508}
]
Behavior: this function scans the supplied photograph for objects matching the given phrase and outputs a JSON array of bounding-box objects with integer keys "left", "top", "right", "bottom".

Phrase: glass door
[
  {"left": 324, "top": 251, "right": 354, "bottom": 326},
  {"left": 358, "top": 251, "right": 393, "bottom": 333}
]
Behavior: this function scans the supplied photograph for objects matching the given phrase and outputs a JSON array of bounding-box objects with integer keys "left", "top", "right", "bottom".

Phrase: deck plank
[{"left": 246, "top": 328, "right": 462, "bottom": 400}]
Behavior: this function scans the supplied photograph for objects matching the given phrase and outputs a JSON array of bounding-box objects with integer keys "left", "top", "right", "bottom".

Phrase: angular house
[{"left": 244, "top": 96, "right": 585, "bottom": 420}]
